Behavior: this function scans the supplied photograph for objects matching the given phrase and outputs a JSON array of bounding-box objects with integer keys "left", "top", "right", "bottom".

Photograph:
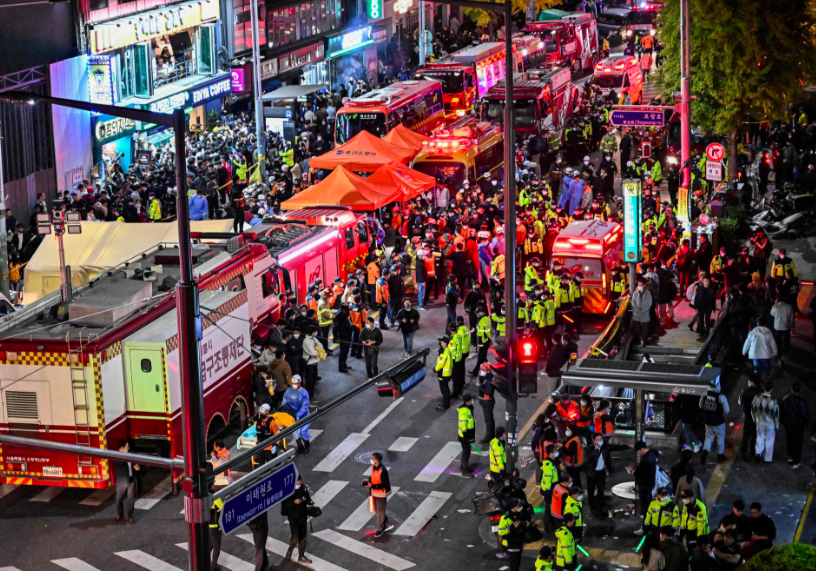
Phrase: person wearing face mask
[
  {"left": 630, "top": 278, "right": 653, "bottom": 347},
  {"left": 395, "top": 299, "right": 420, "bottom": 358},
  {"left": 770, "top": 248, "right": 797, "bottom": 279},
  {"left": 489, "top": 426, "right": 509, "bottom": 486},
  {"left": 476, "top": 362, "right": 496, "bottom": 443},
  {"left": 360, "top": 317, "right": 383, "bottom": 378},
  {"left": 280, "top": 476, "right": 315, "bottom": 563},
  {"left": 642, "top": 487, "right": 679, "bottom": 538},
  {"left": 564, "top": 487, "right": 585, "bottom": 542},
  {"left": 555, "top": 513, "right": 578, "bottom": 571},
  {"left": 457, "top": 394, "right": 476, "bottom": 477},
  {"left": 497, "top": 497, "right": 528, "bottom": 570},
  {"left": 363, "top": 452, "right": 393, "bottom": 537},
  {"left": 285, "top": 327, "right": 304, "bottom": 376},
  {"left": 678, "top": 489, "right": 709, "bottom": 552},
  {"left": 562, "top": 424, "right": 584, "bottom": 489},
  {"left": 332, "top": 305, "right": 353, "bottom": 373}
]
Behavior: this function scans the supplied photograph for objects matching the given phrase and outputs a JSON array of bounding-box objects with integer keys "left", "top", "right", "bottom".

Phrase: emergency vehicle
[
  {"left": 412, "top": 117, "right": 503, "bottom": 188},
  {"left": 480, "top": 68, "right": 578, "bottom": 138},
  {"left": 598, "top": 5, "right": 660, "bottom": 43},
  {"left": 550, "top": 220, "right": 623, "bottom": 314},
  {"left": 592, "top": 55, "right": 644, "bottom": 104},
  {"left": 0, "top": 239, "right": 290, "bottom": 489},
  {"left": 513, "top": 35, "right": 548, "bottom": 71},
  {"left": 414, "top": 43, "right": 517, "bottom": 121},
  {"left": 334, "top": 80, "right": 445, "bottom": 144},
  {"left": 524, "top": 10, "right": 600, "bottom": 72}
]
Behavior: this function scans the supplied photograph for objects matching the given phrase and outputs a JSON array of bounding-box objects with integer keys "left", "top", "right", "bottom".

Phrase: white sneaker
[
  {"left": 634, "top": 527, "right": 645, "bottom": 536},
  {"left": 693, "top": 443, "right": 702, "bottom": 453},
  {"left": 792, "top": 463, "right": 801, "bottom": 470}
]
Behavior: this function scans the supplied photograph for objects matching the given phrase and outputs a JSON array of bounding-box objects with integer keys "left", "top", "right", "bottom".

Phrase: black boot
[
  {"left": 304, "top": 440, "right": 311, "bottom": 454},
  {"left": 699, "top": 450, "right": 708, "bottom": 465}
]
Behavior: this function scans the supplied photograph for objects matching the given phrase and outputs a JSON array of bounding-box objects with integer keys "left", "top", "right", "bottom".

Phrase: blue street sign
[
  {"left": 610, "top": 106, "right": 667, "bottom": 127},
  {"left": 622, "top": 179, "right": 642, "bottom": 263},
  {"left": 220, "top": 462, "right": 298, "bottom": 535}
]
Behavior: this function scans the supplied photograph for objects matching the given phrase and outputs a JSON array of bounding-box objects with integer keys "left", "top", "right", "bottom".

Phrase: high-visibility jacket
[
  {"left": 600, "top": 134, "right": 617, "bottom": 153},
  {"left": 540, "top": 459, "right": 559, "bottom": 493},
  {"left": 457, "top": 325, "right": 471, "bottom": 355},
  {"left": 375, "top": 278, "right": 389, "bottom": 305},
  {"left": 555, "top": 527, "right": 576, "bottom": 567},
  {"left": 279, "top": 147, "right": 295, "bottom": 168},
  {"left": 651, "top": 161, "right": 662, "bottom": 183},
  {"left": 594, "top": 411, "right": 614, "bottom": 436},
  {"left": 563, "top": 435, "right": 584, "bottom": 467},
  {"left": 536, "top": 438, "right": 555, "bottom": 462},
  {"left": 680, "top": 499, "right": 709, "bottom": 539},
  {"left": 570, "top": 281, "right": 582, "bottom": 305},
  {"left": 535, "top": 556, "right": 554, "bottom": 571},
  {"left": 557, "top": 284, "right": 572, "bottom": 307},
  {"left": 523, "top": 236, "right": 543, "bottom": 256},
  {"left": 435, "top": 348, "right": 453, "bottom": 377},
  {"left": 519, "top": 188, "right": 531, "bottom": 207},
  {"left": 531, "top": 301, "right": 544, "bottom": 325},
  {"left": 771, "top": 256, "right": 797, "bottom": 278},
  {"left": 611, "top": 274, "right": 625, "bottom": 294},
  {"left": 449, "top": 332, "right": 463, "bottom": 362},
  {"left": 645, "top": 498, "right": 678, "bottom": 531},
  {"left": 565, "top": 496, "right": 584, "bottom": 527},
  {"left": 710, "top": 255, "right": 727, "bottom": 275},
  {"left": 457, "top": 405, "right": 475, "bottom": 439},
  {"left": 489, "top": 437, "right": 507, "bottom": 474},
  {"left": 318, "top": 304, "right": 334, "bottom": 327},
  {"left": 367, "top": 261, "right": 380, "bottom": 284},
  {"left": 209, "top": 496, "right": 224, "bottom": 529},
  {"left": 551, "top": 483, "right": 570, "bottom": 519},
  {"left": 491, "top": 254, "right": 506, "bottom": 280},
  {"left": 542, "top": 299, "right": 556, "bottom": 326},
  {"left": 425, "top": 255, "right": 436, "bottom": 277},
  {"left": 233, "top": 159, "right": 248, "bottom": 183},
  {"left": 555, "top": 400, "right": 579, "bottom": 422},
  {"left": 212, "top": 448, "right": 233, "bottom": 486},
  {"left": 524, "top": 265, "right": 543, "bottom": 291},
  {"left": 369, "top": 464, "right": 388, "bottom": 498},
  {"left": 477, "top": 316, "right": 492, "bottom": 344},
  {"left": 497, "top": 512, "right": 518, "bottom": 547},
  {"left": 576, "top": 404, "right": 593, "bottom": 429},
  {"left": 492, "top": 313, "right": 506, "bottom": 337},
  {"left": 148, "top": 199, "right": 162, "bottom": 221},
  {"left": 518, "top": 305, "right": 529, "bottom": 324},
  {"left": 547, "top": 133, "right": 561, "bottom": 152}
]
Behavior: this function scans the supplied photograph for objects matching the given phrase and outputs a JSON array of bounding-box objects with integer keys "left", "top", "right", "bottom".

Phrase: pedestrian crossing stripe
[{"left": 116, "top": 550, "right": 183, "bottom": 571}]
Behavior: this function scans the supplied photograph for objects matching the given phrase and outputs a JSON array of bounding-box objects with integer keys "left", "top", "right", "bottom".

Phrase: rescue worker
[
  {"left": 491, "top": 250, "right": 506, "bottom": 283},
  {"left": 435, "top": 336, "right": 453, "bottom": 411},
  {"left": 642, "top": 487, "right": 678, "bottom": 537},
  {"left": 489, "top": 426, "right": 508, "bottom": 486},
  {"left": 539, "top": 439, "right": 560, "bottom": 532},
  {"left": 210, "top": 439, "right": 233, "bottom": 487},
  {"left": 375, "top": 270, "right": 390, "bottom": 328},
  {"left": 678, "top": 489, "right": 709, "bottom": 552},
  {"left": 457, "top": 394, "right": 476, "bottom": 477},
  {"left": 564, "top": 487, "right": 585, "bottom": 542},
  {"left": 536, "top": 546, "right": 555, "bottom": 571},
  {"left": 593, "top": 399, "right": 615, "bottom": 437},
  {"left": 600, "top": 128, "right": 617, "bottom": 157},
  {"left": 555, "top": 513, "right": 578, "bottom": 571},
  {"left": 498, "top": 498, "right": 528, "bottom": 570},
  {"left": 554, "top": 393, "right": 579, "bottom": 436},
  {"left": 562, "top": 424, "right": 585, "bottom": 489},
  {"left": 550, "top": 475, "right": 572, "bottom": 529},
  {"left": 492, "top": 302, "right": 507, "bottom": 339}
]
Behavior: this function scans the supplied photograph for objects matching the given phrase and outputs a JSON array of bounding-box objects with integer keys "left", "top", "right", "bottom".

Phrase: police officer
[
  {"left": 477, "top": 362, "right": 496, "bottom": 444},
  {"left": 457, "top": 394, "right": 476, "bottom": 477},
  {"left": 536, "top": 546, "right": 555, "bottom": 571},
  {"left": 208, "top": 482, "right": 224, "bottom": 570},
  {"left": 540, "top": 443, "right": 560, "bottom": 532},
  {"left": 555, "top": 513, "right": 578, "bottom": 570},
  {"left": 453, "top": 316, "right": 471, "bottom": 397},
  {"left": 643, "top": 487, "right": 678, "bottom": 537},
  {"left": 435, "top": 336, "right": 453, "bottom": 411},
  {"left": 489, "top": 426, "right": 508, "bottom": 486},
  {"left": 679, "top": 489, "right": 709, "bottom": 552},
  {"left": 473, "top": 306, "right": 492, "bottom": 375},
  {"left": 525, "top": 257, "right": 544, "bottom": 294},
  {"left": 564, "top": 487, "right": 585, "bottom": 542}
]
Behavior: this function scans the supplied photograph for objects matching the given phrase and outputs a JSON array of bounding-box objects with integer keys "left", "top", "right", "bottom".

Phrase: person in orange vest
[
  {"left": 364, "top": 452, "right": 393, "bottom": 537},
  {"left": 375, "top": 270, "right": 390, "bottom": 329},
  {"left": 349, "top": 296, "right": 365, "bottom": 359},
  {"left": 576, "top": 393, "right": 593, "bottom": 440},
  {"left": 562, "top": 424, "right": 585, "bottom": 489},
  {"left": 593, "top": 399, "right": 615, "bottom": 437},
  {"left": 554, "top": 393, "right": 579, "bottom": 437},
  {"left": 366, "top": 257, "right": 380, "bottom": 306},
  {"left": 331, "top": 277, "right": 345, "bottom": 309},
  {"left": 550, "top": 474, "right": 573, "bottom": 530},
  {"left": 210, "top": 439, "right": 233, "bottom": 488}
]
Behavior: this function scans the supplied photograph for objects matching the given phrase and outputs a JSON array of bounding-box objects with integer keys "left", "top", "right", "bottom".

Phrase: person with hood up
[{"left": 280, "top": 375, "right": 311, "bottom": 454}]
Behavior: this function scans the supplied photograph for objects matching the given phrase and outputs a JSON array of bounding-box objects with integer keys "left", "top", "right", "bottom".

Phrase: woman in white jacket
[{"left": 742, "top": 316, "right": 777, "bottom": 382}]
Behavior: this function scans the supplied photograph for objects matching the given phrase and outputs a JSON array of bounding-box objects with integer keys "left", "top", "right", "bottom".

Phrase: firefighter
[
  {"left": 555, "top": 513, "right": 578, "bottom": 571},
  {"left": 491, "top": 250, "right": 506, "bottom": 283},
  {"left": 600, "top": 128, "right": 617, "bottom": 156}
]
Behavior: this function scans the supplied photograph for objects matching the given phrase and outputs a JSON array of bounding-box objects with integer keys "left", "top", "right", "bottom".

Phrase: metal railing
[{"left": 154, "top": 56, "right": 197, "bottom": 89}]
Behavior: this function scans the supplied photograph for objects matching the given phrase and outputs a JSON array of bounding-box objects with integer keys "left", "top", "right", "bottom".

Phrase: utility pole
[
  {"left": 502, "top": 0, "right": 518, "bottom": 474},
  {"left": 679, "top": 0, "right": 691, "bottom": 192},
  {"left": 418, "top": 1, "right": 427, "bottom": 65},
  {"left": 0, "top": 120, "right": 9, "bottom": 299},
  {"left": 173, "top": 108, "right": 211, "bottom": 571},
  {"left": 250, "top": 0, "right": 267, "bottom": 183}
]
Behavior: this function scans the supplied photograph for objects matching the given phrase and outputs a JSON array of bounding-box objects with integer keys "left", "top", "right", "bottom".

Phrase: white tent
[{"left": 23, "top": 220, "right": 234, "bottom": 304}]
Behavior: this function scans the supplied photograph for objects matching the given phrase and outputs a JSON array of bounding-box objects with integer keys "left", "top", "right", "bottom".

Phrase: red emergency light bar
[
  {"left": 554, "top": 239, "right": 603, "bottom": 253},
  {"left": 422, "top": 138, "right": 472, "bottom": 150}
]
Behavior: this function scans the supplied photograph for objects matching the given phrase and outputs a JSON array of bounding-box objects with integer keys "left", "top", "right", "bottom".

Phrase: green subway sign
[{"left": 367, "top": 0, "right": 383, "bottom": 19}]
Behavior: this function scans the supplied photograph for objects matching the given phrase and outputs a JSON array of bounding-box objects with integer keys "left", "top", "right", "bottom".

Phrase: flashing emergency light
[{"left": 538, "top": 41, "right": 545, "bottom": 49}]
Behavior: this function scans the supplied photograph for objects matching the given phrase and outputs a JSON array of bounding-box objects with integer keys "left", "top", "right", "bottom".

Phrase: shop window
[
  {"left": 133, "top": 43, "right": 154, "bottom": 98},
  {"left": 198, "top": 25, "right": 216, "bottom": 75},
  {"left": 89, "top": 0, "right": 108, "bottom": 10},
  {"left": 118, "top": 49, "right": 135, "bottom": 100}
]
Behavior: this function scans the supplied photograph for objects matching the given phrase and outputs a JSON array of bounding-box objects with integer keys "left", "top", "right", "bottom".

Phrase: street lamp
[{"left": 36, "top": 210, "right": 82, "bottom": 304}]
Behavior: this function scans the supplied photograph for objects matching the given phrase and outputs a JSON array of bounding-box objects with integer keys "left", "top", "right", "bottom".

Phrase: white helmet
[{"left": 291, "top": 374, "right": 302, "bottom": 385}]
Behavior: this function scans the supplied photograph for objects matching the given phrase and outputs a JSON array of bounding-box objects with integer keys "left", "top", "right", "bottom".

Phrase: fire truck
[
  {"left": 480, "top": 68, "right": 579, "bottom": 139},
  {"left": 524, "top": 10, "right": 600, "bottom": 73},
  {"left": 513, "top": 35, "right": 548, "bottom": 71},
  {"left": 551, "top": 220, "right": 623, "bottom": 314},
  {"left": 414, "top": 42, "right": 517, "bottom": 121},
  {"left": 0, "top": 219, "right": 368, "bottom": 489}
]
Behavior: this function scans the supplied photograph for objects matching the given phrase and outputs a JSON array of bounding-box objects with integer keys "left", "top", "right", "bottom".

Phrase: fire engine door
[{"left": 127, "top": 349, "right": 165, "bottom": 414}]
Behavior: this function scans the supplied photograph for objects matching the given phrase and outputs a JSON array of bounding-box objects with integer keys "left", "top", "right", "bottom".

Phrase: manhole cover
[{"left": 354, "top": 450, "right": 381, "bottom": 464}]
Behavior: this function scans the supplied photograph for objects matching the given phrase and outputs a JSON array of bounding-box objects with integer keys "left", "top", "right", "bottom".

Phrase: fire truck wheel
[
  {"left": 230, "top": 398, "right": 249, "bottom": 432},
  {"left": 206, "top": 414, "right": 227, "bottom": 452}
]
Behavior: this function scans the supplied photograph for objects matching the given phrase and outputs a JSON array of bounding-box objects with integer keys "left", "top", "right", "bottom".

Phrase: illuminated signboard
[
  {"left": 328, "top": 27, "right": 373, "bottom": 57},
  {"left": 95, "top": 116, "right": 136, "bottom": 143},
  {"left": 394, "top": 0, "right": 412, "bottom": 14},
  {"left": 88, "top": 55, "right": 115, "bottom": 105},
  {"left": 622, "top": 178, "right": 642, "bottom": 263},
  {"left": 148, "top": 75, "right": 231, "bottom": 114},
  {"left": 367, "top": 0, "right": 383, "bottom": 19}
]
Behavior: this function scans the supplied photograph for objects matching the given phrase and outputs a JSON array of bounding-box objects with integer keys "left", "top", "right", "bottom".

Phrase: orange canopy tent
[
  {"left": 381, "top": 124, "right": 431, "bottom": 154},
  {"left": 309, "top": 130, "right": 416, "bottom": 172},
  {"left": 367, "top": 163, "right": 436, "bottom": 201},
  {"left": 280, "top": 166, "right": 400, "bottom": 211}
]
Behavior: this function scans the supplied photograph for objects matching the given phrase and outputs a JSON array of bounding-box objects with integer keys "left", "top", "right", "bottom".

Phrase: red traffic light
[{"left": 519, "top": 338, "right": 537, "bottom": 364}]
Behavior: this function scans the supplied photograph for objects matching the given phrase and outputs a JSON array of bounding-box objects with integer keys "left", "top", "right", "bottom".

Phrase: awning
[
  {"left": 309, "top": 130, "right": 417, "bottom": 172},
  {"left": 280, "top": 166, "right": 400, "bottom": 211},
  {"left": 262, "top": 84, "right": 329, "bottom": 101},
  {"left": 367, "top": 163, "right": 436, "bottom": 201},
  {"left": 559, "top": 359, "right": 721, "bottom": 396},
  {"left": 381, "top": 124, "right": 431, "bottom": 153}
]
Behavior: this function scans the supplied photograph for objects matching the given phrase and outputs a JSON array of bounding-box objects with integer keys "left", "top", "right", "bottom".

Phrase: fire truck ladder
[{"left": 71, "top": 367, "right": 94, "bottom": 465}]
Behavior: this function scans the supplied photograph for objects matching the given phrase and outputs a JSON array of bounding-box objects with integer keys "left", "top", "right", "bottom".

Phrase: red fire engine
[{"left": 524, "top": 10, "right": 600, "bottom": 73}]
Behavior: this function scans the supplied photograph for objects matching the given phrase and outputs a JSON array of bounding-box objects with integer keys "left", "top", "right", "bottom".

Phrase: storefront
[
  {"left": 92, "top": 115, "right": 136, "bottom": 177},
  {"left": 326, "top": 24, "right": 388, "bottom": 91}
]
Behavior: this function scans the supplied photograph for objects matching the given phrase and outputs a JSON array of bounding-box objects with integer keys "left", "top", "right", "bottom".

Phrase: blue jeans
[
  {"left": 704, "top": 423, "right": 726, "bottom": 454},
  {"left": 682, "top": 422, "right": 698, "bottom": 447},
  {"left": 403, "top": 332, "right": 415, "bottom": 354},
  {"left": 446, "top": 306, "right": 457, "bottom": 329},
  {"left": 417, "top": 283, "right": 426, "bottom": 308},
  {"left": 753, "top": 358, "right": 772, "bottom": 381}
]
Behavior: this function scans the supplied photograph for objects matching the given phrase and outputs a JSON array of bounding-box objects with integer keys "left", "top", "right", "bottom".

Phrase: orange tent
[
  {"left": 309, "top": 130, "right": 416, "bottom": 172},
  {"left": 280, "top": 166, "right": 399, "bottom": 211},
  {"left": 367, "top": 163, "right": 436, "bottom": 201},
  {"left": 382, "top": 124, "right": 431, "bottom": 154}
]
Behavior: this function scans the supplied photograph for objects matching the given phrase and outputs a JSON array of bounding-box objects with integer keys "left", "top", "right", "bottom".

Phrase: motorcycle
[{"left": 751, "top": 208, "right": 815, "bottom": 239}]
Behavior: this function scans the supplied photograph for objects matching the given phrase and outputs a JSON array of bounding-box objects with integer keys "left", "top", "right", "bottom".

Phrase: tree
[
  {"left": 656, "top": 0, "right": 816, "bottom": 177},
  {"left": 737, "top": 544, "right": 816, "bottom": 571},
  {"left": 461, "top": 0, "right": 536, "bottom": 29}
]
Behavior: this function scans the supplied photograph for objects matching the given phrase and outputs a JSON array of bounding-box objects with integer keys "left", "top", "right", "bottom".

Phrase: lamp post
[{"left": 250, "top": 0, "right": 267, "bottom": 182}]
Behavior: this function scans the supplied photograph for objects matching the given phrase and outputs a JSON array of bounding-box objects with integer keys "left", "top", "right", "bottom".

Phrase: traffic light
[{"left": 517, "top": 336, "right": 538, "bottom": 395}]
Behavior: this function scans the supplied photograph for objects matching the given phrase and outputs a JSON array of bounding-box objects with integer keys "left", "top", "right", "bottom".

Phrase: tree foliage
[
  {"left": 737, "top": 544, "right": 816, "bottom": 571},
  {"left": 461, "top": 0, "right": 533, "bottom": 29},
  {"left": 656, "top": 0, "right": 816, "bottom": 160}
]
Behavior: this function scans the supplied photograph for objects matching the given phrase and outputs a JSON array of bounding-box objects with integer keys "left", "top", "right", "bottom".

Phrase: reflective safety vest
[
  {"left": 477, "top": 315, "right": 492, "bottom": 343},
  {"left": 491, "top": 255, "right": 506, "bottom": 280},
  {"left": 148, "top": 199, "right": 162, "bottom": 221},
  {"left": 564, "top": 435, "right": 584, "bottom": 467},
  {"left": 489, "top": 438, "right": 507, "bottom": 474},
  {"left": 565, "top": 496, "right": 584, "bottom": 527},
  {"left": 651, "top": 160, "right": 662, "bottom": 183},
  {"left": 234, "top": 160, "right": 249, "bottom": 183},
  {"left": 542, "top": 299, "right": 556, "bottom": 327},
  {"left": 570, "top": 281, "right": 582, "bottom": 303},
  {"left": 548, "top": 133, "right": 561, "bottom": 152},
  {"left": 531, "top": 301, "right": 544, "bottom": 325},
  {"left": 457, "top": 325, "right": 471, "bottom": 355},
  {"left": 576, "top": 404, "right": 592, "bottom": 429},
  {"left": 457, "top": 405, "right": 475, "bottom": 438},
  {"left": 555, "top": 527, "right": 576, "bottom": 567},
  {"left": 497, "top": 512, "right": 514, "bottom": 546},
  {"left": 524, "top": 265, "right": 543, "bottom": 291},
  {"left": 535, "top": 556, "right": 554, "bottom": 571},
  {"left": 710, "top": 255, "right": 727, "bottom": 274},
  {"left": 594, "top": 412, "right": 614, "bottom": 436},
  {"left": 448, "top": 332, "right": 462, "bottom": 363},
  {"left": 540, "top": 459, "right": 559, "bottom": 493},
  {"left": 492, "top": 313, "right": 506, "bottom": 336},
  {"left": 425, "top": 255, "right": 436, "bottom": 277},
  {"left": 519, "top": 188, "right": 531, "bottom": 207},
  {"left": 551, "top": 483, "right": 570, "bottom": 519},
  {"left": 209, "top": 496, "right": 224, "bottom": 529},
  {"left": 558, "top": 284, "right": 572, "bottom": 307},
  {"left": 524, "top": 237, "right": 543, "bottom": 255},
  {"left": 645, "top": 498, "right": 678, "bottom": 531},
  {"left": 601, "top": 134, "right": 617, "bottom": 153},
  {"left": 212, "top": 448, "right": 233, "bottom": 486},
  {"left": 369, "top": 465, "right": 387, "bottom": 498},
  {"left": 611, "top": 274, "right": 625, "bottom": 293},
  {"left": 555, "top": 401, "right": 579, "bottom": 422},
  {"left": 680, "top": 499, "right": 709, "bottom": 538},
  {"left": 376, "top": 278, "right": 389, "bottom": 305},
  {"left": 536, "top": 438, "right": 555, "bottom": 462},
  {"left": 518, "top": 305, "right": 529, "bottom": 323},
  {"left": 435, "top": 348, "right": 453, "bottom": 377}
]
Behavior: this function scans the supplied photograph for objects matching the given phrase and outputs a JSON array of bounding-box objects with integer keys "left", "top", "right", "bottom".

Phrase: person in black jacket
[
  {"left": 626, "top": 441, "right": 658, "bottom": 518},
  {"left": 285, "top": 327, "right": 304, "bottom": 376},
  {"left": 387, "top": 267, "right": 405, "bottom": 325},
  {"left": 333, "top": 305, "right": 353, "bottom": 373},
  {"left": 780, "top": 381, "right": 810, "bottom": 468},
  {"left": 738, "top": 377, "right": 762, "bottom": 459},
  {"left": 545, "top": 333, "right": 567, "bottom": 384},
  {"left": 586, "top": 433, "right": 633, "bottom": 517},
  {"left": 395, "top": 299, "right": 420, "bottom": 357},
  {"left": 281, "top": 476, "right": 315, "bottom": 563},
  {"left": 464, "top": 281, "right": 488, "bottom": 347},
  {"left": 445, "top": 276, "right": 460, "bottom": 330},
  {"left": 113, "top": 440, "right": 140, "bottom": 524},
  {"left": 252, "top": 366, "right": 273, "bottom": 409},
  {"left": 360, "top": 317, "right": 384, "bottom": 378}
]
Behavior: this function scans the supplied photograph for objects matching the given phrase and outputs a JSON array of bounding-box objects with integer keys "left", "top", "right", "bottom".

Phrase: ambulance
[
  {"left": 414, "top": 42, "right": 517, "bottom": 120},
  {"left": 591, "top": 55, "right": 643, "bottom": 104},
  {"left": 550, "top": 220, "right": 623, "bottom": 314},
  {"left": 412, "top": 117, "right": 503, "bottom": 188}
]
